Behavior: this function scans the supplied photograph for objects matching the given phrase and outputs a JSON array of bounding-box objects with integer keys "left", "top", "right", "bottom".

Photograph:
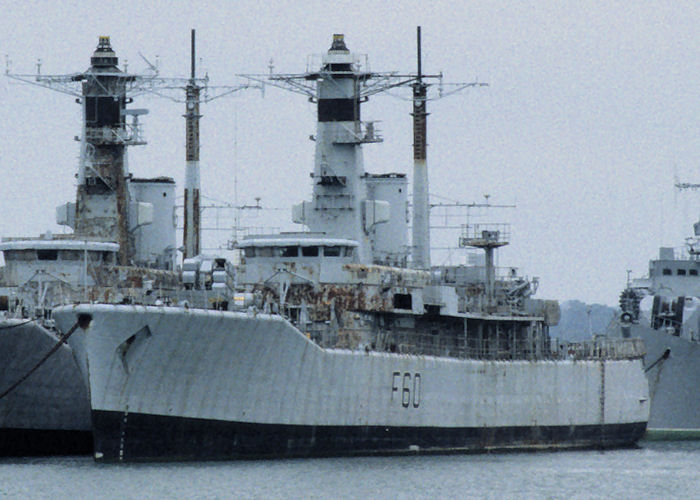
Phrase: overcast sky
[{"left": 1, "top": 1, "right": 699, "bottom": 306}]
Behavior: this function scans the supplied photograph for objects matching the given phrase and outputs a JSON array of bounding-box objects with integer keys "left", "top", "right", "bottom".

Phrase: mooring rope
[
  {"left": 0, "top": 320, "right": 81, "bottom": 400},
  {"left": 644, "top": 348, "right": 671, "bottom": 374},
  {"left": 0, "top": 318, "right": 35, "bottom": 330}
]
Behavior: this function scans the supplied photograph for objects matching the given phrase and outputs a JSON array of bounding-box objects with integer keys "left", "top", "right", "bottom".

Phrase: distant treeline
[{"left": 549, "top": 300, "right": 617, "bottom": 342}]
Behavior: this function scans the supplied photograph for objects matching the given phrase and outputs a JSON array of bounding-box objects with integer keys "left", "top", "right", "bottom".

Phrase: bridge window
[
  {"left": 37, "top": 249, "right": 58, "bottom": 261},
  {"left": 280, "top": 246, "right": 299, "bottom": 257},
  {"left": 302, "top": 246, "right": 319, "bottom": 257},
  {"left": 343, "top": 246, "right": 355, "bottom": 257},
  {"left": 691, "top": 269, "right": 698, "bottom": 276},
  {"left": 662, "top": 268, "right": 672, "bottom": 275},
  {"left": 244, "top": 247, "right": 255, "bottom": 258},
  {"left": 6, "top": 250, "right": 35, "bottom": 261},
  {"left": 59, "top": 250, "right": 81, "bottom": 261},
  {"left": 257, "top": 247, "right": 273, "bottom": 257},
  {"left": 324, "top": 246, "right": 341, "bottom": 257},
  {"left": 677, "top": 269, "right": 687, "bottom": 276}
]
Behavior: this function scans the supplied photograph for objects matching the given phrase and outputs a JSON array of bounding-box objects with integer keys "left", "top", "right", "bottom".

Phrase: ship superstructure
[
  {"left": 1, "top": 31, "right": 255, "bottom": 324},
  {"left": 1, "top": 36, "right": 186, "bottom": 317},
  {"left": 74, "top": 36, "right": 140, "bottom": 265},
  {"left": 56, "top": 37, "right": 176, "bottom": 269},
  {"left": 51, "top": 32, "right": 649, "bottom": 461},
  {"left": 236, "top": 34, "right": 558, "bottom": 358}
]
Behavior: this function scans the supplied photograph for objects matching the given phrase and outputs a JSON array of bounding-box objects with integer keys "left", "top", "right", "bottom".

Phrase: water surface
[{"left": 1, "top": 441, "right": 698, "bottom": 499}]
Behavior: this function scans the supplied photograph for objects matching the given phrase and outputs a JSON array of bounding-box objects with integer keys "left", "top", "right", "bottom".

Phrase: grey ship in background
[
  {"left": 619, "top": 215, "right": 700, "bottom": 437},
  {"left": 52, "top": 32, "right": 649, "bottom": 462},
  {"left": 0, "top": 38, "right": 186, "bottom": 455}
]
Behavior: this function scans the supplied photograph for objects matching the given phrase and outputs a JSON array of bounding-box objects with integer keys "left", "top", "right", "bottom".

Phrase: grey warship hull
[
  {"left": 0, "top": 319, "right": 92, "bottom": 456},
  {"left": 627, "top": 323, "right": 700, "bottom": 433},
  {"left": 54, "top": 304, "right": 648, "bottom": 462}
]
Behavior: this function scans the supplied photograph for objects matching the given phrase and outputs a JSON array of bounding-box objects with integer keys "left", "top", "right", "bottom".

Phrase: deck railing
[{"left": 558, "top": 337, "right": 645, "bottom": 360}]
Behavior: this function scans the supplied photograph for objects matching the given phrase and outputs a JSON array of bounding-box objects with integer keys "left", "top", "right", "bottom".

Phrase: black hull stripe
[
  {"left": 0, "top": 429, "right": 93, "bottom": 457},
  {"left": 92, "top": 410, "right": 647, "bottom": 462}
]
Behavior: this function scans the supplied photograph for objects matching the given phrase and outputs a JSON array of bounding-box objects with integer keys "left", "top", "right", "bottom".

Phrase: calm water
[{"left": 1, "top": 441, "right": 698, "bottom": 499}]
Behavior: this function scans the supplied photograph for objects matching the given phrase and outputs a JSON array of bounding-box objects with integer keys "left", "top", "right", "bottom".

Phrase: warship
[
  {"left": 52, "top": 32, "right": 649, "bottom": 462},
  {"left": 619, "top": 215, "right": 700, "bottom": 437},
  {"left": 0, "top": 37, "right": 181, "bottom": 455}
]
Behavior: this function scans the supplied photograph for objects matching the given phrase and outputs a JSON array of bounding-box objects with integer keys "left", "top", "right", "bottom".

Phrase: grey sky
[{"left": 1, "top": 1, "right": 699, "bottom": 306}]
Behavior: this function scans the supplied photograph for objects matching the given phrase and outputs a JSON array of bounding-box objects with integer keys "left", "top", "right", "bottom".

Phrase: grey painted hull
[
  {"left": 629, "top": 323, "right": 700, "bottom": 430},
  {"left": 0, "top": 319, "right": 92, "bottom": 455},
  {"left": 53, "top": 304, "right": 650, "bottom": 461}
]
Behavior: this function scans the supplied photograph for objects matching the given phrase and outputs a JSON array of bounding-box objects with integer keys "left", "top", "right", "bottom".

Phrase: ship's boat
[{"left": 52, "top": 33, "right": 649, "bottom": 461}]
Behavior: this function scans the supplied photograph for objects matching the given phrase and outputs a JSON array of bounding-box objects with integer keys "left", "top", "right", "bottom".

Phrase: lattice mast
[
  {"left": 460, "top": 221, "right": 511, "bottom": 312},
  {"left": 148, "top": 31, "right": 259, "bottom": 260},
  {"left": 674, "top": 178, "right": 700, "bottom": 245},
  {"left": 246, "top": 34, "right": 418, "bottom": 262},
  {"left": 75, "top": 37, "right": 136, "bottom": 265},
  {"left": 243, "top": 28, "right": 483, "bottom": 266},
  {"left": 183, "top": 29, "right": 202, "bottom": 259},
  {"left": 411, "top": 27, "right": 430, "bottom": 269},
  {"left": 6, "top": 37, "right": 159, "bottom": 265},
  {"left": 7, "top": 33, "right": 259, "bottom": 264}
]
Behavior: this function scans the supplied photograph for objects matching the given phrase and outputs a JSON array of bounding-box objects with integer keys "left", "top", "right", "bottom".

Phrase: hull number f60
[{"left": 392, "top": 371, "right": 421, "bottom": 408}]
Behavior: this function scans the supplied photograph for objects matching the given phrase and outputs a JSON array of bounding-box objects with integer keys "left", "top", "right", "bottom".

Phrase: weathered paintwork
[{"left": 54, "top": 304, "right": 649, "bottom": 461}]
